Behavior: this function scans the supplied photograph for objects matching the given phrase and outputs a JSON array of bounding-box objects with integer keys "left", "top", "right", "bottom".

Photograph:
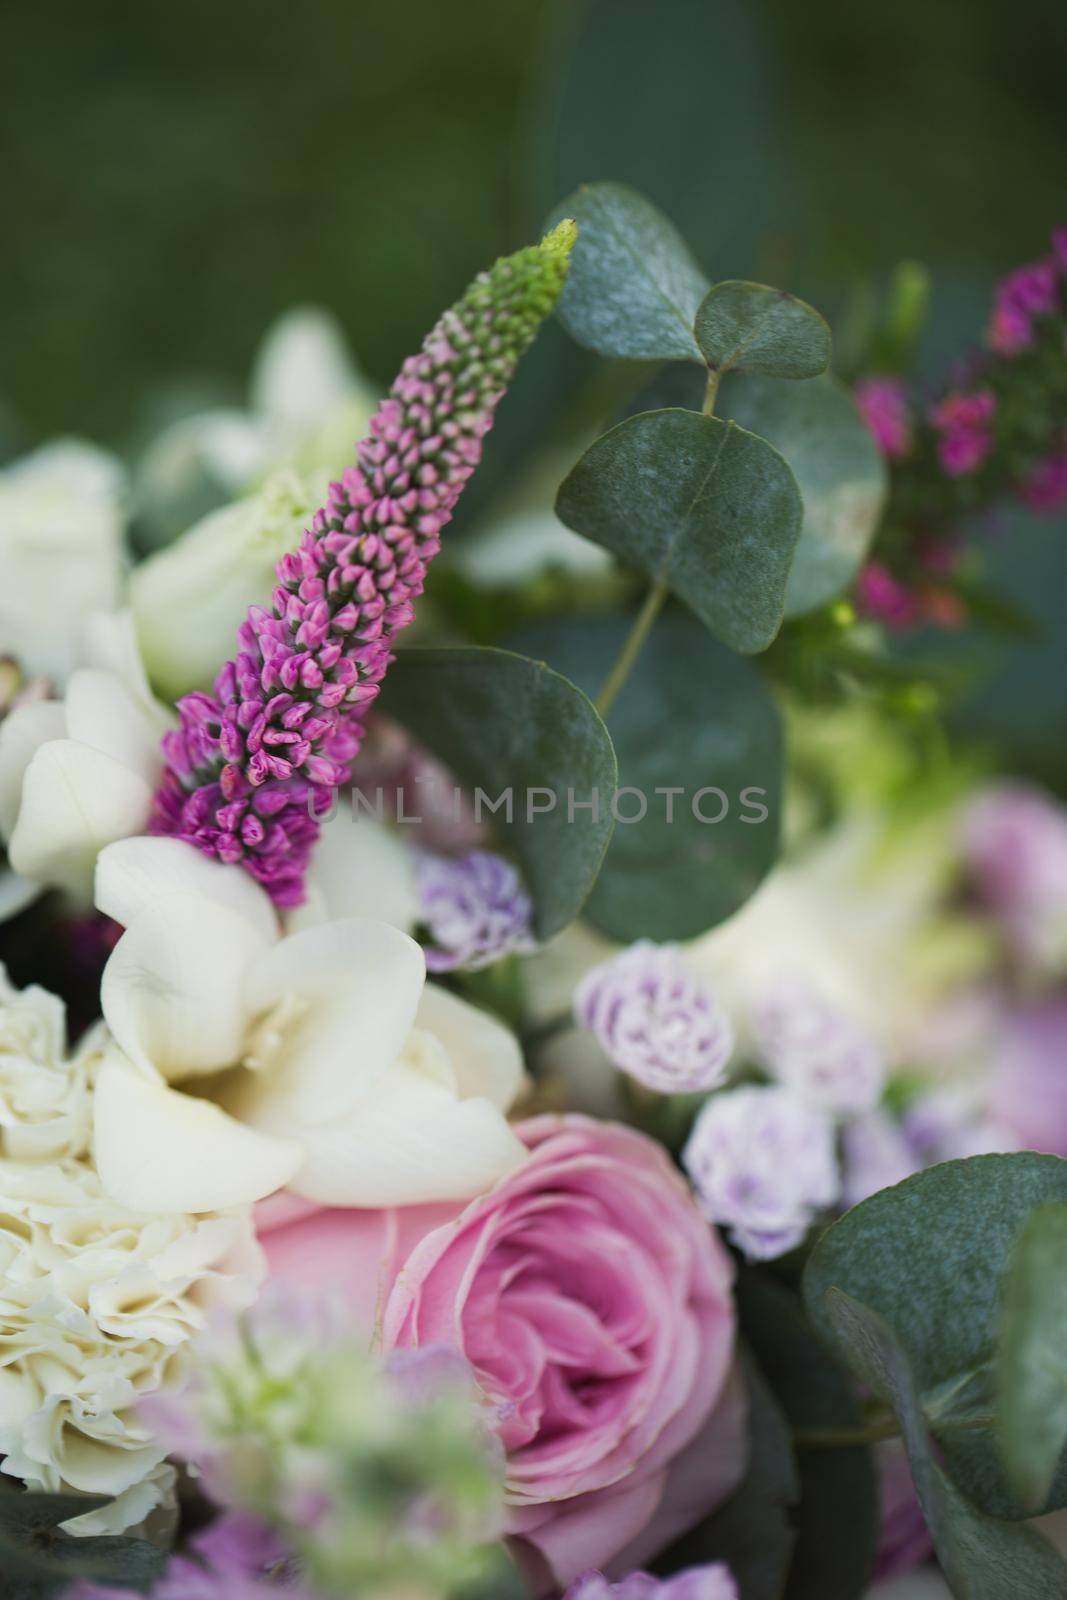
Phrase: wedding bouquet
[{"left": 1, "top": 182, "right": 1066, "bottom": 1600}]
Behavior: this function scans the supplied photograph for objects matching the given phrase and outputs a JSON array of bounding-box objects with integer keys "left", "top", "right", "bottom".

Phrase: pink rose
[{"left": 258, "top": 1115, "right": 744, "bottom": 1592}]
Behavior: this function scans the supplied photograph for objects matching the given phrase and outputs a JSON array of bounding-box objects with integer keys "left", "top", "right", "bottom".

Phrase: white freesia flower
[
  {"left": 0, "top": 612, "right": 171, "bottom": 908},
  {"left": 0, "top": 990, "right": 262, "bottom": 1533},
  {"left": 0, "top": 440, "right": 125, "bottom": 685},
  {"left": 92, "top": 836, "right": 526, "bottom": 1214},
  {"left": 134, "top": 306, "right": 377, "bottom": 551},
  {"left": 130, "top": 468, "right": 319, "bottom": 701}
]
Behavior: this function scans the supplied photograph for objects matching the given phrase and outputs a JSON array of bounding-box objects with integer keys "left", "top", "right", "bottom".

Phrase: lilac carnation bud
[
  {"left": 417, "top": 848, "right": 536, "bottom": 971},
  {"left": 574, "top": 941, "right": 735, "bottom": 1095},
  {"left": 752, "top": 976, "right": 886, "bottom": 1115},
  {"left": 566, "top": 1564, "right": 738, "bottom": 1600},
  {"left": 683, "top": 1085, "right": 840, "bottom": 1260},
  {"left": 962, "top": 783, "right": 1067, "bottom": 974},
  {"left": 840, "top": 1110, "right": 918, "bottom": 1208}
]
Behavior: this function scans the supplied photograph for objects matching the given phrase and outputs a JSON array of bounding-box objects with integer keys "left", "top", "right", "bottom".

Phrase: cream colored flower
[
  {"left": 0, "top": 613, "right": 172, "bottom": 909},
  {"left": 0, "top": 967, "right": 90, "bottom": 1161},
  {"left": 92, "top": 836, "right": 526, "bottom": 1215}
]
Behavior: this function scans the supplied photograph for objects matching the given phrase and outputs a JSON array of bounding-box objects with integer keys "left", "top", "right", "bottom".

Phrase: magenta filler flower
[{"left": 151, "top": 223, "right": 575, "bottom": 906}]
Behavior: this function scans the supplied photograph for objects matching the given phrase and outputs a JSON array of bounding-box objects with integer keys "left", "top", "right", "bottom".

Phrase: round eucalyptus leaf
[
  {"left": 998, "top": 1201, "right": 1067, "bottom": 1514},
  {"left": 695, "top": 280, "right": 831, "bottom": 379},
  {"left": 380, "top": 646, "right": 616, "bottom": 940},
  {"left": 511, "top": 613, "right": 783, "bottom": 943},
  {"left": 723, "top": 374, "right": 886, "bottom": 616},
  {"left": 556, "top": 407, "right": 802, "bottom": 654},
  {"left": 546, "top": 182, "right": 708, "bottom": 362},
  {"left": 804, "top": 1152, "right": 1067, "bottom": 1519}
]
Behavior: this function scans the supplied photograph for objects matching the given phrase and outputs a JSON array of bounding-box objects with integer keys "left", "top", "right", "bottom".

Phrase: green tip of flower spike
[{"left": 542, "top": 217, "right": 578, "bottom": 260}]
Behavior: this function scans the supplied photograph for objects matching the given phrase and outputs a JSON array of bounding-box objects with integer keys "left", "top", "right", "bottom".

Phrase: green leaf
[
  {"left": 546, "top": 182, "right": 709, "bottom": 362},
  {"left": 555, "top": 408, "right": 802, "bottom": 654},
  {"left": 0, "top": 1491, "right": 164, "bottom": 1599},
  {"left": 695, "top": 281, "right": 830, "bottom": 380},
  {"left": 998, "top": 1201, "right": 1067, "bottom": 1513},
  {"left": 657, "top": 1352, "right": 798, "bottom": 1599},
  {"left": 803, "top": 1153, "right": 1067, "bottom": 1519},
  {"left": 722, "top": 374, "right": 887, "bottom": 617},
  {"left": 379, "top": 647, "right": 616, "bottom": 940},
  {"left": 510, "top": 613, "right": 782, "bottom": 943},
  {"left": 738, "top": 1272, "right": 876, "bottom": 1600},
  {"left": 824, "top": 1289, "right": 1067, "bottom": 1599}
]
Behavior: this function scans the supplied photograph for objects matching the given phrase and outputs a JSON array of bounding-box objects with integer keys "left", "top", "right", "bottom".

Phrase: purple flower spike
[
  {"left": 683, "top": 1085, "right": 839, "bottom": 1260},
  {"left": 149, "top": 223, "right": 576, "bottom": 907},
  {"left": 574, "top": 941, "right": 735, "bottom": 1095},
  {"left": 418, "top": 848, "right": 536, "bottom": 971}
]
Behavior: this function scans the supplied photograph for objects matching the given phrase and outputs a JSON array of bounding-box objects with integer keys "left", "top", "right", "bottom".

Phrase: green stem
[
  {"left": 595, "top": 578, "right": 670, "bottom": 718},
  {"left": 793, "top": 1419, "right": 901, "bottom": 1449},
  {"left": 702, "top": 368, "right": 721, "bottom": 415}
]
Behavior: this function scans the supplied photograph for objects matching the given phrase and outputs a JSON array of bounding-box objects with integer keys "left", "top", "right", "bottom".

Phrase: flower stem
[
  {"left": 702, "top": 368, "right": 721, "bottom": 415},
  {"left": 595, "top": 578, "right": 670, "bottom": 719}
]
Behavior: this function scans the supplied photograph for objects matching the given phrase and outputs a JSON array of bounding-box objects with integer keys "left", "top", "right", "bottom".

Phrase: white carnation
[{"left": 0, "top": 975, "right": 264, "bottom": 1531}]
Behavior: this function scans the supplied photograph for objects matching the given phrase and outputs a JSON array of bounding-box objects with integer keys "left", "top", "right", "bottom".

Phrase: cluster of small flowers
[
  {"left": 417, "top": 848, "right": 537, "bottom": 971},
  {"left": 853, "top": 225, "right": 1067, "bottom": 630},
  {"left": 573, "top": 946, "right": 890, "bottom": 1259},
  {"left": 150, "top": 226, "right": 574, "bottom": 907}
]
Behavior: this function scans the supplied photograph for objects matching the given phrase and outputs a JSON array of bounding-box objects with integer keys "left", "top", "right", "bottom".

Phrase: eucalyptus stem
[
  {"left": 594, "top": 367, "right": 722, "bottom": 719},
  {"left": 595, "top": 578, "right": 670, "bottom": 718},
  {"left": 792, "top": 1419, "right": 901, "bottom": 1449}
]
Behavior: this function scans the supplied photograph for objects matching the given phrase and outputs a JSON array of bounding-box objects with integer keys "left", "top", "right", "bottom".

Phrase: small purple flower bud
[
  {"left": 752, "top": 975, "right": 885, "bottom": 1115},
  {"left": 417, "top": 849, "right": 536, "bottom": 971},
  {"left": 683, "top": 1085, "right": 839, "bottom": 1260},
  {"left": 574, "top": 941, "right": 735, "bottom": 1095}
]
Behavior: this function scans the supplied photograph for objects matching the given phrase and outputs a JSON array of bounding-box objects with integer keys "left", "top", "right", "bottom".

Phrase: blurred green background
[
  {"left": 3, "top": 0, "right": 1067, "bottom": 773},
  {"left": 4, "top": 0, "right": 1066, "bottom": 445}
]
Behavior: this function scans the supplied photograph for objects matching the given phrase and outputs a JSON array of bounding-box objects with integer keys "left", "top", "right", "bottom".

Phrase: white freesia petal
[
  {"left": 64, "top": 669, "right": 164, "bottom": 787},
  {"left": 102, "top": 893, "right": 269, "bottom": 1080},
  {"left": 299, "top": 816, "right": 419, "bottom": 931},
  {"left": 8, "top": 740, "right": 153, "bottom": 902},
  {"left": 0, "top": 700, "right": 68, "bottom": 838},
  {"left": 0, "top": 868, "right": 41, "bottom": 923},
  {"left": 415, "top": 982, "right": 524, "bottom": 1111},
  {"left": 281, "top": 1063, "right": 526, "bottom": 1207},
  {"left": 96, "top": 835, "right": 278, "bottom": 939},
  {"left": 251, "top": 307, "right": 359, "bottom": 433},
  {"left": 93, "top": 1055, "right": 302, "bottom": 1212},
  {"left": 241, "top": 919, "right": 426, "bottom": 1121}
]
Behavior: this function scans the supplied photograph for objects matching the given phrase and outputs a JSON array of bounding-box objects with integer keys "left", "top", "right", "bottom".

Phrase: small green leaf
[
  {"left": 998, "top": 1201, "right": 1067, "bottom": 1513},
  {"left": 555, "top": 408, "right": 802, "bottom": 654},
  {"left": 546, "top": 182, "right": 709, "bottom": 361},
  {"left": 657, "top": 1352, "right": 798, "bottom": 1600},
  {"left": 0, "top": 1491, "right": 164, "bottom": 1598},
  {"left": 510, "top": 613, "right": 783, "bottom": 943},
  {"left": 695, "top": 280, "right": 830, "bottom": 379},
  {"left": 803, "top": 1152, "right": 1067, "bottom": 1519},
  {"left": 738, "top": 1272, "right": 876, "bottom": 1600},
  {"left": 722, "top": 375, "right": 887, "bottom": 616},
  {"left": 824, "top": 1289, "right": 1067, "bottom": 1599},
  {"left": 379, "top": 647, "right": 617, "bottom": 940}
]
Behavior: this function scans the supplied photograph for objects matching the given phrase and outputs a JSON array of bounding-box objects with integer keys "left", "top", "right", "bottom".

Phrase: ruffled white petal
[
  {"left": 8, "top": 740, "right": 153, "bottom": 902},
  {"left": 93, "top": 1054, "right": 301, "bottom": 1213},
  {"left": 415, "top": 982, "right": 524, "bottom": 1111},
  {"left": 101, "top": 892, "right": 269, "bottom": 1080},
  {"left": 0, "top": 699, "right": 67, "bottom": 838},
  {"left": 275, "top": 1062, "right": 526, "bottom": 1207},
  {"left": 241, "top": 918, "right": 426, "bottom": 1121},
  {"left": 95, "top": 835, "right": 278, "bottom": 939}
]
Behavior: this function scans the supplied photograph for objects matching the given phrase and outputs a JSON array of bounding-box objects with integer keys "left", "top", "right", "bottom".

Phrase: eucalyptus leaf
[
  {"left": 824, "top": 1289, "right": 1067, "bottom": 1599},
  {"left": 998, "top": 1201, "right": 1067, "bottom": 1513},
  {"left": 722, "top": 374, "right": 886, "bottom": 616},
  {"left": 546, "top": 182, "right": 709, "bottom": 362},
  {"left": 738, "top": 1272, "right": 876, "bottom": 1600},
  {"left": 803, "top": 1153, "right": 1067, "bottom": 1519},
  {"left": 695, "top": 281, "right": 830, "bottom": 380},
  {"left": 656, "top": 1352, "right": 798, "bottom": 1600},
  {"left": 0, "top": 1490, "right": 164, "bottom": 1599},
  {"left": 379, "top": 647, "right": 616, "bottom": 940},
  {"left": 510, "top": 613, "right": 782, "bottom": 943},
  {"left": 555, "top": 408, "right": 802, "bottom": 654}
]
